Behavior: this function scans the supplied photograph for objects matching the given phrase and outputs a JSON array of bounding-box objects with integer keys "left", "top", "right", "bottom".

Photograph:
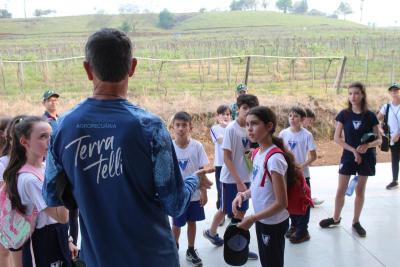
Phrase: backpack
[
  {"left": 380, "top": 103, "right": 390, "bottom": 152},
  {"left": 251, "top": 147, "right": 313, "bottom": 215},
  {"left": 0, "top": 164, "right": 43, "bottom": 249}
]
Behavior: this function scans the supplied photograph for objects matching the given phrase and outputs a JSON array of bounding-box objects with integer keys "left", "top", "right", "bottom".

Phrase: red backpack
[{"left": 251, "top": 147, "right": 313, "bottom": 215}]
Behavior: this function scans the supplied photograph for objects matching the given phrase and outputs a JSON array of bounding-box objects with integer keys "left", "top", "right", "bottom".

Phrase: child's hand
[
  {"left": 232, "top": 194, "right": 243, "bottom": 217},
  {"left": 199, "top": 189, "right": 208, "bottom": 207},
  {"left": 69, "top": 242, "right": 79, "bottom": 259},
  {"left": 195, "top": 168, "right": 214, "bottom": 190},
  {"left": 356, "top": 144, "right": 369, "bottom": 154},
  {"left": 353, "top": 151, "right": 362, "bottom": 165}
]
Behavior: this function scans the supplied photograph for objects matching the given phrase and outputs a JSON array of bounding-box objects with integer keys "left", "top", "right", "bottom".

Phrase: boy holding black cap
[{"left": 377, "top": 83, "right": 400, "bottom": 190}]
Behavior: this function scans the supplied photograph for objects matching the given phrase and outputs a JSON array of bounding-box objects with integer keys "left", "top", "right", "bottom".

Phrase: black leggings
[{"left": 390, "top": 141, "right": 400, "bottom": 182}]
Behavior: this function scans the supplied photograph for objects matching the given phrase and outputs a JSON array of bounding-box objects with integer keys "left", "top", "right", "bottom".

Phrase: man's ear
[
  {"left": 129, "top": 58, "right": 138, "bottom": 77},
  {"left": 83, "top": 61, "right": 94, "bottom": 81}
]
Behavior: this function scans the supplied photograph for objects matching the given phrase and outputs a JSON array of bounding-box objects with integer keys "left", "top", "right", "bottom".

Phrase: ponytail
[{"left": 3, "top": 116, "right": 44, "bottom": 214}]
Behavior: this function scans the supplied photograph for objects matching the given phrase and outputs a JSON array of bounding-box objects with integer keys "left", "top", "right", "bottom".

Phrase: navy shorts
[
  {"left": 31, "top": 223, "right": 71, "bottom": 267},
  {"left": 172, "top": 201, "right": 205, "bottom": 227},
  {"left": 222, "top": 182, "right": 250, "bottom": 217},
  {"left": 339, "top": 157, "right": 376, "bottom": 176}
]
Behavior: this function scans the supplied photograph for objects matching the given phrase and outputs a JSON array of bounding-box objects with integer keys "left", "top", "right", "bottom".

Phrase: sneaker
[
  {"left": 319, "top": 217, "right": 341, "bottom": 228},
  {"left": 386, "top": 181, "right": 399, "bottom": 190},
  {"left": 290, "top": 231, "right": 311, "bottom": 244},
  {"left": 219, "top": 216, "right": 225, "bottom": 227},
  {"left": 203, "top": 229, "right": 224, "bottom": 246},
  {"left": 248, "top": 251, "right": 258, "bottom": 260},
  {"left": 352, "top": 222, "right": 366, "bottom": 237},
  {"left": 312, "top": 197, "right": 324, "bottom": 206},
  {"left": 285, "top": 226, "right": 296, "bottom": 238},
  {"left": 186, "top": 249, "right": 202, "bottom": 267}
]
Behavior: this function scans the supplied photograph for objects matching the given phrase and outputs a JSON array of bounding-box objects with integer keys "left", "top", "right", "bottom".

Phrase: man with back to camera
[{"left": 42, "top": 28, "right": 213, "bottom": 267}]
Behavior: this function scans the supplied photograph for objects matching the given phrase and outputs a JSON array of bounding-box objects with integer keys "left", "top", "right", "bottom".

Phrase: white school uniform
[
  {"left": 220, "top": 120, "right": 251, "bottom": 184},
  {"left": 251, "top": 145, "right": 289, "bottom": 225},
  {"left": 279, "top": 127, "right": 316, "bottom": 178},
  {"left": 173, "top": 139, "right": 209, "bottom": 201},
  {"left": 210, "top": 124, "right": 226, "bottom": 167},
  {"left": 380, "top": 103, "right": 400, "bottom": 145}
]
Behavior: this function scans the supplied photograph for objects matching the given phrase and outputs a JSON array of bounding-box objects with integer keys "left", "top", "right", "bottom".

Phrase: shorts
[
  {"left": 172, "top": 201, "right": 205, "bottom": 227},
  {"left": 222, "top": 182, "right": 250, "bottom": 217},
  {"left": 31, "top": 223, "right": 71, "bottom": 267},
  {"left": 339, "top": 157, "right": 376, "bottom": 176}
]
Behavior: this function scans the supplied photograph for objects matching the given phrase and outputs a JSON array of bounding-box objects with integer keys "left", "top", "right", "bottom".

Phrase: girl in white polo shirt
[{"left": 232, "top": 106, "right": 297, "bottom": 267}]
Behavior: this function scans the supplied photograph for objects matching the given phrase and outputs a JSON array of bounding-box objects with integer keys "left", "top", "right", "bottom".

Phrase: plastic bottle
[{"left": 345, "top": 176, "right": 359, "bottom": 196}]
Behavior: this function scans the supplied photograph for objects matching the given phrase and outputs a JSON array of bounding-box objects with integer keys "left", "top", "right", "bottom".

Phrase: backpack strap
[
  {"left": 251, "top": 147, "right": 260, "bottom": 161},
  {"left": 260, "top": 147, "right": 284, "bottom": 187},
  {"left": 17, "top": 164, "right": 44, "bottom": 182}
]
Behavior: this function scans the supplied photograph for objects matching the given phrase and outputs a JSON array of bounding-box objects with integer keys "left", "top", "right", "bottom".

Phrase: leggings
[{"left": 390, "top": 141, "right": 400, "bottom": 182}]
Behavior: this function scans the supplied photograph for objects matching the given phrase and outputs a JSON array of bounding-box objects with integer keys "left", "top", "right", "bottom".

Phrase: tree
[
  {"left": 158, "top": 9, "right": 174, "bottom": 29},
  {"left": 0, "top": 9, "right": 11, "bottom": 18},
  {"left": 292, "top": 0, "right": 308, "bottom": 14},
  {"left": 33, "top": 9, "right": 56, "bottom": 17},
  {"left": 276, "top": 0, "right": 292, "bottom": 13},
  {"left": 336, "top": 2, "right": 353, "bottom": 20},
  {"left": 261, "top": 0, "right": 269, "bottom": 9},
  {"left": 308, "top": 9, "right": 325, "bottom": 17},
  {"left": 118, "top": 3, "right": 140, "bottom": 14},
  {"left": 199, "top": 8, "right": 206, "bottom": 13},
  {"left": 230, "top": 0, "right": 244, "bottom": 11}
]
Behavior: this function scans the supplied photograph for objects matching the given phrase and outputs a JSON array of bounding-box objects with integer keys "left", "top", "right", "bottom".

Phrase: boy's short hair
[
  {"left": 289, "top": 106, "right": 307, "bottom": 118},
  {"left": 172, "top": 111, "right": 192, "bottom": 124},
  {"left": 305, "top": 107, "right": 316, "bottom": 119},
  {"left": 237, "top": 94, "right": 259, "bottom": 109},
  {"left": 217, "top": 105, "right": 230, "bottom": 115}
]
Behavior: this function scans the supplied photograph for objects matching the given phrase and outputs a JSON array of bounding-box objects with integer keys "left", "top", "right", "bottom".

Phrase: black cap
[
  {"left": 223, "top": 223, "right": 250, "bottom": 266},
  {"left": 42, "top": 90, "right": 60, "bottom": 101},
  {"left": 388, "top": 83, "right": 400, "bottom": 91}
]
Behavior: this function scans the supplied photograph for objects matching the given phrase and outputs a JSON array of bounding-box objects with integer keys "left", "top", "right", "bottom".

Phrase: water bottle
[{"left": 345, "top": 176, "right": 358, "bottom": 196}]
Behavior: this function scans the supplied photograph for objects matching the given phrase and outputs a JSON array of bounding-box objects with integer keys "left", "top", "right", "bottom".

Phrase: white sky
[{"left": 3, "top": 0, "right": 400, "bottom": 27}]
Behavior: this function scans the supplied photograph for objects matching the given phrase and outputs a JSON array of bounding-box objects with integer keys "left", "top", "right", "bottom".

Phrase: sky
[{"left": 3, "top": 0, "right": 400, "bottom": 27}]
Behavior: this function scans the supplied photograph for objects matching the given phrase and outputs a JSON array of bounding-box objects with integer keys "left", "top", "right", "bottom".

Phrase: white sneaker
[{"left": 312, "top": 197, "right": 324, "bottom": 206}]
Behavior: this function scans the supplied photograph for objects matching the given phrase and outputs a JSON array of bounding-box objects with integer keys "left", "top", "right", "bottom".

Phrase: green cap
[
  {"left": 42, "top": 90, "right": 59, "bottom": 101},
  {"left": 388, "top": 83, "right": 400, "bottom": 91},
  {"left": 236, "top": 84, "right": 248, "bottom": 92}
]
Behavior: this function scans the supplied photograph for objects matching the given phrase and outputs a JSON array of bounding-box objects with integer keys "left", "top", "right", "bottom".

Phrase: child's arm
[
  {"left": 334, "top": 121, "right": 361, "bottom": 164},
  {"left": 44, "top": 206, "right": 69, "bottom": 224},
  {"left": 237, "top": 171, "right": 287, "bottom": 230},
  {"left": 224, "top": 149, "right": 247, "bottom": 192},
  {"left": 301, "top": 150, "right": 317, "bottom": 169}
]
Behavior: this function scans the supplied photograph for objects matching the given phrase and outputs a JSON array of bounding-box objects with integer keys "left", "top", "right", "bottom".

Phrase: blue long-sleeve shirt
[{"left": 42, "top": 98, "right": 198, "bottom": 267}]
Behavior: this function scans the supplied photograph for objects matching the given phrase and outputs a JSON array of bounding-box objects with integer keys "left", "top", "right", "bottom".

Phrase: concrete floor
[{"left": 177, "top": 162, "right": 399, "bottom": 267}]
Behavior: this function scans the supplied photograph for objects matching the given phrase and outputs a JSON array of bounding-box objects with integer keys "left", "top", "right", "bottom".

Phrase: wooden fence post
[
  {"left": 244, "top": 56, "right": 251, "bottom": 85},
  {"left": 334, "top": 56, "right": 347, "bottom": 94},
  {"left": 0, "top": 58, "right": 6, "bottom": 93}
]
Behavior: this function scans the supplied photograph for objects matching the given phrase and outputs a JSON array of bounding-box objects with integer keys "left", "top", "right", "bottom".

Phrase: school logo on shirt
[
  {"left": 288, "top": 141, "right": 297, "bottom": 150},
  {"left": 242, "top": 138, "right": 249, "bottom": 148},
  {"left": 252, "top": 165, "right": 259, "bottom": 181},
  {"left": 262, "top": 234, "right": 270, "bottom": 246},
  {"left": 352, "top": 120, "right": 362, "bottom": 130},
  {"left": 178, "top": 159, "right": 189, "bottom": 171}
]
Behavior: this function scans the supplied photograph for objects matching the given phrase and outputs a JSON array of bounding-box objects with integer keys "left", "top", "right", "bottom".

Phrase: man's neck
[
  {"left": 290, "top": 126, "right": 301, "bottom": 132},
  {"left": 236, "top": 117, "right": 246, "bottom": 127},
  {"left": 46, "top": 110, "right": 57, "bottom": 118},
  {"left": 92, "top": 79, "right": 128, "bottom": 100}
]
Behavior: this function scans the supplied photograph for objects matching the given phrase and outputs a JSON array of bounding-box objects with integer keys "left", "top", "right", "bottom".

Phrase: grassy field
[{"left": 0, "top": 10, "right": 399, "bottom": 138}]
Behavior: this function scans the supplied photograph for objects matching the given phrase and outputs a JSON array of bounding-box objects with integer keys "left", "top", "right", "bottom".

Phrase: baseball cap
[
  {"left": 223, "top": 223, "right": 250, "bottom": 266},
  {"left": 42, "top": 90, "right": 59, "bottom": 101},
  {"left": 360, "top": 132, "right": 376, "bottom": 144},
  {"left": 236, "top": 84, "right": 248, "bottom": 93},
  {"left": 388, "top": 83, "right": 400, "bottom": 91}
]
